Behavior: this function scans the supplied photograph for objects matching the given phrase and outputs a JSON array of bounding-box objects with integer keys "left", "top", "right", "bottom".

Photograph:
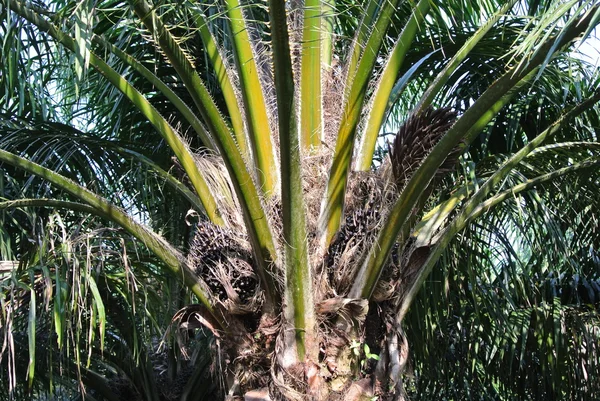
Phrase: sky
[
  {"left": 578, "top": 41, "right": 600, "bottom": 64},
  {"left": 576, "top": 31, "right": 600, "bottom": 67}
]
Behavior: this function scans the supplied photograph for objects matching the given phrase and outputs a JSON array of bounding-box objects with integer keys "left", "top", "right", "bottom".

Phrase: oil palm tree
[{"left": 1, "top": 0, "right": 599, "bottom": 399}]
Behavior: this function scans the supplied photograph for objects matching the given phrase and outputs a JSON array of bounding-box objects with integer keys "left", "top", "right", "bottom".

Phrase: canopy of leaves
[{"left": 0, "top": 0, "right": 599, "bottom": 399}]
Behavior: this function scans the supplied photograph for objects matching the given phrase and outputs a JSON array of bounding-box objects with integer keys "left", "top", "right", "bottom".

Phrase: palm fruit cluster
[
  {"left": 189, "top": 221, "right": 257, "bottom": 303},
  {"left": 228, "top": 257, "right": 259, "bottom": 303},
  {"left": 324, "top": 107, "right": 458, "bottom": 297},
  {"left": 325, "top": 173, "right": 385, "bottom": 293},
  {"left": 389, "top": 106, "right": 458, "bottom": 187}
]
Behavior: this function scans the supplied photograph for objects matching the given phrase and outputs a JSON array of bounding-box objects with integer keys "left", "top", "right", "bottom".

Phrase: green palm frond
[{"left": 1, "top": 0, "right": 599, "bottom": 399}]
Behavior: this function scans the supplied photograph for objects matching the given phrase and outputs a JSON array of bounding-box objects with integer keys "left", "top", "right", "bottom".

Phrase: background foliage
[{"left": 0, "top": 0, "right": 599, "bottom": 399}]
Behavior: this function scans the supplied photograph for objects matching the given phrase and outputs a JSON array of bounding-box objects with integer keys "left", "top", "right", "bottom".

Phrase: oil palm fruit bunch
[{"left": 1, "top": 0, "right": 600, "bottom": 399}]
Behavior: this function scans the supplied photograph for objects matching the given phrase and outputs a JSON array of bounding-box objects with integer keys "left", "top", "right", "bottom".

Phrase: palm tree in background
[{"left": 0, "top": 0, "right": 599, "bottom": 399}]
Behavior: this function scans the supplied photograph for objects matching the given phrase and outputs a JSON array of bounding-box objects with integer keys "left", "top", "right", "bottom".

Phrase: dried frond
[
  {"left": 304, "top": 149, "right": 333, "bottom": 246},
  {"left": 193, "top": 154, "right": 246, "bottom": 230},
  {"left": 171, "top": 304, "right": 223, "bottom": 339},
  {"left": 172, "top": 152, "right": 247, "bottom": 230},
  {"left": 322, "top": 59, "right": 346, "bottom": 145},
  {"left": 316, "top": 297, "right": 368, "bottom": 323}
]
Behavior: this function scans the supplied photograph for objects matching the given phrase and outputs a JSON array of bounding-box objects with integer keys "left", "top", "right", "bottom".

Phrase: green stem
[
  {"left": 92, "top": 34, "right": 215, "bottom": 151},
  {"left": 0, "top": 199, "right": 99, "bottom": 214},
  {"left": 224, "top": 0, "right": 278, "bottom": 194},
  {"left": 191, "top": 7, "right": 248, "bottom": 156},
  {"left": 350, "top": 75, "right": 525, "bottom": 299},
  {"left": 321, "top": 0, "right": 336, "bottom": 69},
  {"left": 300, "top": 0, "right": 323, "bottom": 150},
  {"left": 414, "top": 0, "right": 518, "bottom": 114},
  {"left": 412, "top": 92, "right": 599, "bottom": 249},
  {"left": 269, "top": 0, "right": 315, "bottom": 361},
  {"left": 129, "top": 0, "right": 278, "bottom": 304},
  {"left": 115, "top": 147, "right": 206, "bottom": 213},
  {"left": 457, "top": 91, "right": 600, "bottom": 226},
  {"left": 355, "top": 0, "right": 431, "bottom": 171},
  {"left": 349, "top": 7, "right": 599, "bottom": 299},
  {"left": 318, "top": 0, "right": 406, "bottom": 249},
  {"left": 342, "top": 0, "right": 380, "bottom": 94},
  {"left": 9, "top": 0, "right": 224, "bottom": 226},
  {"left": 529, "top": 141, "right": 600, "bottom": 156},
  {"left": 411, "top": 183, "right": 475, "bottom": 246}
]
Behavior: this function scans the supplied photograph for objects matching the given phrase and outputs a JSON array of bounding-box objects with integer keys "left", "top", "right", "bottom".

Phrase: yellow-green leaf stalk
[
  {"left": 410, "top": 90, "right": 600, "bottom": 249},
  {"left": 269, "top": 0, "right": 316, "bottom": 362},
  {"left": 342, "top": 0, "right": 380, "bottom": 95},
  {"left": 413, "top": 0, "right": 519, "bottom": 115},
  {"left": 350, "top": 77, "right": 531, "bottom": 300},
  {"left": 129, "top": 0, "right": 279, "bottom": 305},
  {"left": 27, "top": 281, "right": 36, "bottom": 388},
  {"left": 0, "top": 154, "right": 223, "bottom": 329},
  {"left": 192, "top": 8, "right": 248, "bottom": 156},
  {"left": 355, "top": 0, "right": 430, "bottom": 171},
  {"left": 116, "top": 147, "right": 206, "bottom": 213},
  {"left": 300, "top": 0, "right": 323, "bottom": 150},
  {"left": 318, "top": 0, "right": 410, "bottom": 250},
  {"left": 321, "top": 0, "right": 335, "bottom": 69},
  {"left": 396, "top": 158, "right": 600, "bottom": 323},
  {"left": 93, "top": 34, "right": 216, "bottom": 151},
  {"left": 349, "top": 6, "right": 600, "bottom": 300},
  {"left": 8, "top": 0, "right": 225, "bottom": 226},
  {"left": 454, "top": 91, "right": 600, "bottom": 239},
  {"left": 225, "top": 0, "right": 278, "bottom": 195}
]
